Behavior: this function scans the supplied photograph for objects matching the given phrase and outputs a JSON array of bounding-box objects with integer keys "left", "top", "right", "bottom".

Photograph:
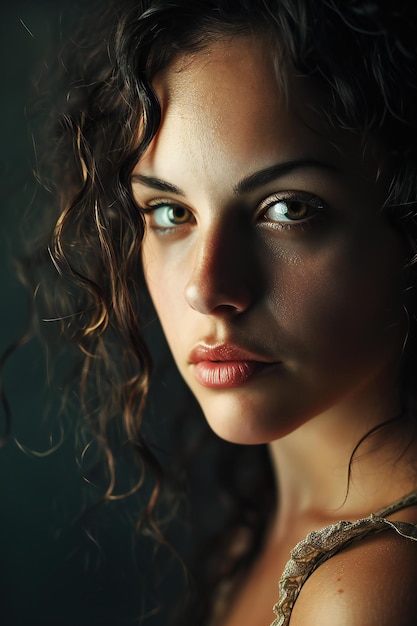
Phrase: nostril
[{"left": 210, "top": 303, "right": 247, "bottom": 317}]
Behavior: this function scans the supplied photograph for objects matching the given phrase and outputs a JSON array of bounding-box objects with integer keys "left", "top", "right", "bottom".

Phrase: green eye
[
  {"left": 264, "top": 199, "right": 313, "bottom": 222},
  {"left": 152, "top": 204, "right": 193, "bottom": 228},
  {"left": 259, "top": 192, "right": 326, "bottom": 228}
]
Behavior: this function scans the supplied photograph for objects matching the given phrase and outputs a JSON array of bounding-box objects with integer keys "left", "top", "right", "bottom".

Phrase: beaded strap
[{"left": 270, "top": 492, "right": 417, "bottom": 626}]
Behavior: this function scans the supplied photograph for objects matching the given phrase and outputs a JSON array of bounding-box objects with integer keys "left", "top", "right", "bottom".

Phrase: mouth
[{"left": 189, "top": 343, "right": 280, "bottom": 389}]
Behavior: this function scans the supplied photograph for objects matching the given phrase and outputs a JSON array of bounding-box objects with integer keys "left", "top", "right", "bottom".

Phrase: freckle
[{"left": 337, "top": 588, "right": 344, "bottom": 594}]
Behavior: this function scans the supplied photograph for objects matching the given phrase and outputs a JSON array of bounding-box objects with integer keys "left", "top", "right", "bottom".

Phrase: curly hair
[{"left": 23, "top": 1, "right": 417, "bottom": 623}]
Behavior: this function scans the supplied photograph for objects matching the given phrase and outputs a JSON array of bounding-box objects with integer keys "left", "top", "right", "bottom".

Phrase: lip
[{"left": 189, "top": 343, "right": 280, "bottom": 389}]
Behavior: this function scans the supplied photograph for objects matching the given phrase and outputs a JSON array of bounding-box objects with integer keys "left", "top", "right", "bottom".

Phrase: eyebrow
[
  {"left": 234, "top": 159, "right": 338, "bottom": 194},
  {"left": 130, "top": 174, "right": 185, "bottom": 196},
  {"left": 130, "top": 159, "right": 337, "bottom": 197}
]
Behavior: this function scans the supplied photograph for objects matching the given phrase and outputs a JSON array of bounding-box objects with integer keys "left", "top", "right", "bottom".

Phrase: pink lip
[{"left": 189, "top": 343, "right": 279, "bottom": 389}]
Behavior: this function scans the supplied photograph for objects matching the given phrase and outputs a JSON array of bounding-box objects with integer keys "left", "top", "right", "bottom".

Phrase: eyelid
[
  {"left": 255, "top": 190, "right": 328, "bottom": 232},
  {"left": 140, "top": 198, "right": 195, "bottom": 230},
  {"left": 257, "top": 190, "right": 325, "bottom": 213},
  {"left": 139, "top": 197, "right": 190, "bottom": 211}
]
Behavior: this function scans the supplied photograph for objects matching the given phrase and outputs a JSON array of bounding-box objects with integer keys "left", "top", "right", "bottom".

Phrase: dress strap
[
  {"left": 270, "top": 492, "right": 417, "bottom": 626},
  {"left": 374, "top": 490, "right": 417, "bottom": 518}
]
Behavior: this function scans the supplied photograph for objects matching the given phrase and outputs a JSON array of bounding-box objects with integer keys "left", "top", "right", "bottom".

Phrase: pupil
[
  {"left": 288, "top": 201, "right": 308, "bottom": 219},
  {"left": 172, "top": 207, "right": 186, "bottom": 222}
]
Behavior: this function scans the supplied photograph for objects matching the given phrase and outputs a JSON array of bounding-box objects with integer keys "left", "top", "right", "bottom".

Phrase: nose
[{"left": 184, "top": 222, "right": 259, "bottom": 315}]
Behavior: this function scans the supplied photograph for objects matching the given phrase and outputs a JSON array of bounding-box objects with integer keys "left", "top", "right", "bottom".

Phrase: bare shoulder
[{"left": 289, "top": 528, "right": 417, "bottom": 626}]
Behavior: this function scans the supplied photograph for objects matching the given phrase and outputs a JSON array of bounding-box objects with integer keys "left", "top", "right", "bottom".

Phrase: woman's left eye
[
  {"left": 147, "top": 203, "right": 194, "bottom": 229},
  {"left": 260, "top": 194, "right": 325, "bottom": 226}
]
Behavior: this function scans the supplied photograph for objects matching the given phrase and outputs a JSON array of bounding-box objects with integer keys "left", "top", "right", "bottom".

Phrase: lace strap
[
  {"left": 270, "top": 510, "right": 417, "bottom": 626},
  {"left": 375, "top": 490, "right": 417, "bottom": 518}
]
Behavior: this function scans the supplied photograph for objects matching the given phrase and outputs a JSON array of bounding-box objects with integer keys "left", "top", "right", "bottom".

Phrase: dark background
[{"left": 0, "top": 3, "right": 193, "bottom": 624}]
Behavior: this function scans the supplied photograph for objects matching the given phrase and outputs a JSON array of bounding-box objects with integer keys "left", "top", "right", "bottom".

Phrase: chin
[{"left": 199, "top": 395, "right": 299, "bottom": 445}]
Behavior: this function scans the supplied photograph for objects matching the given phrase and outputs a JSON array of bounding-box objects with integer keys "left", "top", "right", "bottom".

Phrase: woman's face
[{"left": 132, "top": 37, "right": 407, "bottom": 444}]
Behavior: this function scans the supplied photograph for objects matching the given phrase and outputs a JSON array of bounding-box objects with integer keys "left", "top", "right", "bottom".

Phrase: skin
[
  {"left": 290, "top": 528, "right": 417, "bottom": 626},
  {"left": 132, "top": 36, "right": 417, "bottom": 625},
  {"left": 134, "top": 37, "right": 406, "bottom": 446}
]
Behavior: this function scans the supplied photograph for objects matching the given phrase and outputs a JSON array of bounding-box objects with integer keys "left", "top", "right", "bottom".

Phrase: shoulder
[{"left": 289, "top": 527, "right": 417, "bottom": 626}]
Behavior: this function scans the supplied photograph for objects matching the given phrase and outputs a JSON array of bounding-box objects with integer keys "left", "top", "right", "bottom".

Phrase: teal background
[{"left": 0, "top": 3, "right": 188, "bottom": 624}]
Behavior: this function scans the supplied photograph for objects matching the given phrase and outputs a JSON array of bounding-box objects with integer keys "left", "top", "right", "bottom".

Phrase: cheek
[
  {"left": 142, "top": 248, "right": 187, "bottom": 339},
  {"left": 266, "top": 234, "right": 406, "bottom": 365}
]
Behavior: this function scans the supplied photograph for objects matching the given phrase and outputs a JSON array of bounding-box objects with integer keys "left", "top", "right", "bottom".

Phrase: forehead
[
  {"left": 155, "top": 36, "right": 284, "bottom": 116},
  {"left": 137, "top": 36, "right": 379, "bottom": 193},
  {"left": 153, "top": 36, "right": 311, "bottom": 145}
]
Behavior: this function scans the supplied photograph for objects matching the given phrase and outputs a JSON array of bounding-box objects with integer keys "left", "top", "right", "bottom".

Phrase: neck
[{"left": 268, "top": 384, "right": 416, "bottom": 534}]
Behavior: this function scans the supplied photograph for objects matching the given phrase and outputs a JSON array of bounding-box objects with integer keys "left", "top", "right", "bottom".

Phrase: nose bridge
[{"left": 184, "top": 215, "right": 258, "bottom": 315}]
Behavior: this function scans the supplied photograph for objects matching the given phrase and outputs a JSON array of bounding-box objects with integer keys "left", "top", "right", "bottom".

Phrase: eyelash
[
  {"left": 140, "top": 192, "right": 327, "bottom": 235},
  {"left": 142, "top": 202, "right": 196, "bottom": 232},
  {"left": 258, "top": 192, "right": 326, "bottom": 232}
]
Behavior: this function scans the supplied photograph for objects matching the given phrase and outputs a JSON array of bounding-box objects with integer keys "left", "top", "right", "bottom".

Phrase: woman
[{"left": 31, "top": 0, "right": 417, "bottom": 624}]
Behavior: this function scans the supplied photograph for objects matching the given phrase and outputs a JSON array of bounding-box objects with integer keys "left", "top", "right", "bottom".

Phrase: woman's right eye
[{"left": 145, "top": 203, "right": 194, "bottom": 230}]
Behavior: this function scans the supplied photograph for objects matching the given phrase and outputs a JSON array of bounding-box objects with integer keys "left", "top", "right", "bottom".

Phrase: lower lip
[{"left": 192, "top": 360, "right": 277, "bottom": 389}]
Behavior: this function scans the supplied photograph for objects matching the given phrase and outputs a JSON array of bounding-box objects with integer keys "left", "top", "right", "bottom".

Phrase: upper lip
[{"left": 189, "top": 342, "right": 275, "bottom": 364}]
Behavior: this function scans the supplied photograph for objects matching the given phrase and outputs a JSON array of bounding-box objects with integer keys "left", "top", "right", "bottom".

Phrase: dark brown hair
[{"left": 19, "top": 1, "right": 417, "bottom": 622}]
